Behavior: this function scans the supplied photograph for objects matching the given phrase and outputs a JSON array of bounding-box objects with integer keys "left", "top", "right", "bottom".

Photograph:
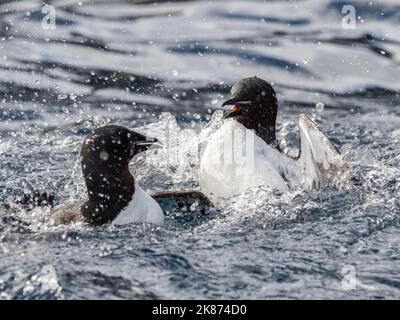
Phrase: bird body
[
  {"left": 112, "top": 183, "right": 164, "bottom": 225},
  {"left": 51, "top": 125, "right": 212, "bottom": 226},
  {"left": 199, "top": 77, "right": 346, "bottom": 204}
]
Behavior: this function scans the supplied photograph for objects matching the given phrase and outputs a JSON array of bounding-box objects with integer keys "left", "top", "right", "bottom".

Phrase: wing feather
[{"left": 297, "top": 114, "right": 346, "bottom": 189}]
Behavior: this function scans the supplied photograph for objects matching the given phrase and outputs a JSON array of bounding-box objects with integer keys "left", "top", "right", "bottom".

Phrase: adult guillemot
[
  {"left": 199, "top": 76, "right": 346, "bottom": 203},
  {"left": 52, "top": 125, "right": 214, "bottom": 226},
  {"left": 52, "top": 125, "right": 165, "bottom": 226}
]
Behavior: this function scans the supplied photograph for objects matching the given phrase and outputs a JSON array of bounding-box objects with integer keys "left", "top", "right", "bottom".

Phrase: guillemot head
[
  {"left": 221, "top": 76, "right": 278, "bottom": 146},
  {"left": 80, "top": 125, "right": 158, "bottom": 225}
]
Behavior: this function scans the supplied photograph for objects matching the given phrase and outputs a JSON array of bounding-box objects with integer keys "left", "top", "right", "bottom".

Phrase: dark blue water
[{"left": 1, "top": 0, "right": 400, "bottom": 299}]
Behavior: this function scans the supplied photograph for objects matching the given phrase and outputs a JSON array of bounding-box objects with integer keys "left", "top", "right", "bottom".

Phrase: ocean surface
[{"left": 1, "top": 0, "right": 400, "bottom": 299}]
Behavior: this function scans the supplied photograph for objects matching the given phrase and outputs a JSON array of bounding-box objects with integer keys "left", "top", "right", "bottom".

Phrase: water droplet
[
  {"left": 100, "top": 151, "right": 109, "bottom": 161},
  {"left": 315, "top": 102, "right": 324, "bottom": 112}
]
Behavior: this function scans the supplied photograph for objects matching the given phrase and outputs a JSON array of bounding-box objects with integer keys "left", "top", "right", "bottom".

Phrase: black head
[
  {"left": 80, "top": 125, "right": 158, "bottom": 225},
  {"left": 81, "top": 125, "right": 157, "bottom": 177},
  {"left": 81, "top": 125, "right": 157, "bottom": 164},
  {"left": 221, "top": 76, "right": 278, "bottom": 145}
]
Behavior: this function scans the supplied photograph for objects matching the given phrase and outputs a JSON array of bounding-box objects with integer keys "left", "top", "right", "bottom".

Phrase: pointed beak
[
  {"left": 222, "top": 97, "right": 239, "bottom": 108},
  {"left": 221, "top": 97, "right": 252, "bottom": 108},
  {"left": 130, "top": 131, "right": 162, "bottom": 155},
  {"left": 134, "top": 136, "right": 161, "bottom": 153},
  {"left": 221, "top": 97, "right": 251, "bottom": 119}
]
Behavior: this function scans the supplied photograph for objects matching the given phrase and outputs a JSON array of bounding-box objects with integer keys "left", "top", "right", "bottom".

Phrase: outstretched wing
[
  {"left": 297, "top": 114, "right": 346, "bottom": 189},
  {"left": 15, "top": 191, "right": 54, "bottom": 208},
  {"left": 151, "top": 190, "right": 214, "bottom": 215}
]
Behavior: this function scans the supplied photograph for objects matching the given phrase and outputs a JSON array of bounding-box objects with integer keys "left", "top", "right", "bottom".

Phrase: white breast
[
  {"left": 112, "top": 184, "right": 164, "bottom": 226},
  {"left": 199, "top": 120, "right": 293, "bottom": 203}
]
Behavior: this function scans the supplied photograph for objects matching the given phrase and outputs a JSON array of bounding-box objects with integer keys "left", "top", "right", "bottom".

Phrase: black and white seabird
[
  {"left": 52, "top": 125, "right": 213, "bottom": 226},
  {"left": 199, "top": 76, "right": 346, "bottom": 203}
]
